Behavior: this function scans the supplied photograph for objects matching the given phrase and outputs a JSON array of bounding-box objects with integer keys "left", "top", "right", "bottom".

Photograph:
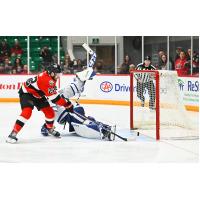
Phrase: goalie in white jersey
[{"left": 41, "top": 47, "right": 116, "bottom": 141}]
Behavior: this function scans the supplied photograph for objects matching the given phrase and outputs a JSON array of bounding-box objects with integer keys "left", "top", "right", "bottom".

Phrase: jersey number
[{"left": 26, "top": 77, "right": 37, "bottom": 86}]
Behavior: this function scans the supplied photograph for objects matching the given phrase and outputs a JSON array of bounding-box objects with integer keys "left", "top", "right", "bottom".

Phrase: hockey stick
[
  {"left": 82, "top": 43, "right": 94, "bottom": 55},
  {"left": 82, "top": 43, "right": 97, "bottom": 69},
  {"left": 73, "top": 110, "right": 130, "bottom": 141}
]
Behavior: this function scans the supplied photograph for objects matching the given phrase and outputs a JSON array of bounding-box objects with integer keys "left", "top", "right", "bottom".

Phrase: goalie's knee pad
[
  {"left": 57, "top": 110, "right": 71, "bottom": 124},
  {"left": 74, "top": 105, "right": 85, "bottom": 116}
]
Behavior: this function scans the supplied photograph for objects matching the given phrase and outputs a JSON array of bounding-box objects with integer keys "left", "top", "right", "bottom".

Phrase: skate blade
[
  {"left": 6, "top": 138, "right": 17, "bottom": 144},
  {"left": 49, "top": 135, "right": 61, "bottom": 139}
]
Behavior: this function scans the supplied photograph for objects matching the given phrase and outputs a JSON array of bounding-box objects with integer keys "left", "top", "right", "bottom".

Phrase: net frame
[{"left": 130, "top": 70, "right": 160, "bottom": 140}]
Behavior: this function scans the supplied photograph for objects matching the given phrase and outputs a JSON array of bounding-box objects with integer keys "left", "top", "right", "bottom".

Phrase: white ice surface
[{"left": 0, "top": 103, "right": 199, "bottom": 163}]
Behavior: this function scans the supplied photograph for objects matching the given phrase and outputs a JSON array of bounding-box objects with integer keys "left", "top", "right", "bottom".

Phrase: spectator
[
  {"left": 192, "top": 51, "right": 199, "bottom": 75},
  {"left": 175, "top": 47, "right": 183, "bottom": 61},
  {"left": 186, "top": 49, "right": 199, "bottom": 75},
  {"left": 0, "top": 40, "right": 11, "bottom": 63},
  {"left": 186, "top": 48, "right": 191, "bottom": 61},
  {"left": 94, "top": 60, "right": 104, "bottom": 74},
  {"left": 158, "top": 54, "right": 172, "bottom": 70},
  {"left": 3, "top": 57, "right": 13, "bottom": 74},
  {"left": 175, "top": 51, "right": 189, "bottom": 76},
  {"left": 40, "top": 46, "right": 53, "bottom": 66},
  {"left": 73, "top": 59, "right": 83, "bottom": 73},
  {"left": 13, "top": 58, "right": 24, "bottom": 74},
  {"left": 129, "top": 64, "right": 136, "bottom": 73},
  {"left": 16, "top": 64, "right": 28, "bottom": 74},
  {"left": 62, "top": 54, "right": 74, "bottom": 74},
  {"left": 185, "top": 48, "right": 199, "bottom": 73},
  {"left": 21, "top": 65, "right": 28, "bottom": 74},
  {"left": 16, "top": 65, "right": 23, "bottom": 74},
  {"left": 158, "top": 49, "right": 174, "bottom": 70},
  {"left": 11, "top": 40, "right": 23, "bottom": 57},
  {"left": 12, "top": 68, "right": 17, "bottom": 74},
  {"left": 118, "top": 54, "right": 134, "bottom": 74},
  {"left": 157, "top": 49, "right": 165, "bottom": 68},
  {"left": 158, "top": 49, "right": 165, "bottom": 58},
  {"left": 62, "top": 64, "right": 71, "bottom": 74}
]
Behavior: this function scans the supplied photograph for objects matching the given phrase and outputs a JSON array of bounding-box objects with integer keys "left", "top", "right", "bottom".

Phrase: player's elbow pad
[{"left": 50, "top": 94, "right": 62, "bottom": 104}]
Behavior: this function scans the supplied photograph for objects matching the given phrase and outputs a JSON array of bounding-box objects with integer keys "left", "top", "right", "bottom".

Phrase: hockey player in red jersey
[{"left": 6, "top": 64, "right": 73, "bottom": 144}]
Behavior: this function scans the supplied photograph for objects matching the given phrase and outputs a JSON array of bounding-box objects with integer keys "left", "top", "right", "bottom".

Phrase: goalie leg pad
[
  {"left": 71, "top": 122, "right": 115, "bottom": 141},
  {"left": 72, "top": 122, "right": 102, "bottom": 140}
]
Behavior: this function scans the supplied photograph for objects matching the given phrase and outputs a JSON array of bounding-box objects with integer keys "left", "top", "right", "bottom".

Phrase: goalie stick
[
  {"left": 82, "top": 43, "right": 94, "bottom": 55},
  {"left": 72, "top": 43, "right": 97, "bottom": 104},
  {"left": 82, "top": 43, "right": 97, "bottom": 68}
]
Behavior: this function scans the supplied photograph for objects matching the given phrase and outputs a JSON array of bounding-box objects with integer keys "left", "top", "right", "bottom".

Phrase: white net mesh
[{"left": 132, "top": 70, "right": 199, "bottom": 140}]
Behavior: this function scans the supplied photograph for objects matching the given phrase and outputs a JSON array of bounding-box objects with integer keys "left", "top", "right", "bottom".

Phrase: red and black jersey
[
  {"left": 22, "top": 71, "right": 57, "bottom": 98},
  {"left": 21, "top": 71, "right": 71, "bottom": 108}
]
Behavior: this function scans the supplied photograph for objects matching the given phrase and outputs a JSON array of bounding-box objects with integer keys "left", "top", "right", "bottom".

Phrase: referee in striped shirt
[{"left": 135, "top": 56, "right": 156, "bottom": 110}]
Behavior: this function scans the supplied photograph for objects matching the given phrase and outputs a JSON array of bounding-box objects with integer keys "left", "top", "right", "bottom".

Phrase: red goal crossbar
[{"left": 130, "top": 70, "right": 160, "bottom": 140}]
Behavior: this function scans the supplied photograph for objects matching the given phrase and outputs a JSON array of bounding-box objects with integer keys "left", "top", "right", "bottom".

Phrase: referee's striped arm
[{"left": 134, "top": 63, "right": 143, "bottom": 80}]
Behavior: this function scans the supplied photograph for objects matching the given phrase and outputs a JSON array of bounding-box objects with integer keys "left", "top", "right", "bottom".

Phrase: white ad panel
[
  {"left": 60, "top": 75, "right": 132, "bottom": 101},
  {"left": 0, "top": 75, "right": 35, "bottom": 98},
  {"left": 61, "top": 75, "right": 199, "bottom": 107},
  {"left": 178, "top": 77, "right": 199, "bottom": 106},
  {"left": 0, "top": 75, "right": 199, "bottom": 109}
]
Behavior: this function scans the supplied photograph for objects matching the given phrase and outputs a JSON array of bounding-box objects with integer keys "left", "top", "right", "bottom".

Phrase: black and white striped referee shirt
[{"left": 135, "top": 63, "right": 156, "bottom": 83}]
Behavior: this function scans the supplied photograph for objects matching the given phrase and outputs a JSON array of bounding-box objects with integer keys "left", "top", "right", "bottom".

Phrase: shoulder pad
[{"left": 137, "top": 63, "right": 143, "bottom": 67}]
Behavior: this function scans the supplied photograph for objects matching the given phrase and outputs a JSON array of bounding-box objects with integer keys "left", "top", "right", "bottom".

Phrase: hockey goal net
[{"left": 130, "top": 70, "right": 198, "bottom": 140}]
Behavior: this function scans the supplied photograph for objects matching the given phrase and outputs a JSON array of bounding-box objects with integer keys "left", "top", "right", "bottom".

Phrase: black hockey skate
[
  {"left": 41, "top": 124, "right": 61, "bottom": 138},
  {"left": 101, "top": 125, "right": 116, "bottom": 141},
  {"left": 6, "top": 131, "right": 18, "bottom": 144}
]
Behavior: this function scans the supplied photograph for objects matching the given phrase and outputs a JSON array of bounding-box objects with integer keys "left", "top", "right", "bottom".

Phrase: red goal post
[{"left": 130, "top": 70, "right": 160, "bottom": 140}]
